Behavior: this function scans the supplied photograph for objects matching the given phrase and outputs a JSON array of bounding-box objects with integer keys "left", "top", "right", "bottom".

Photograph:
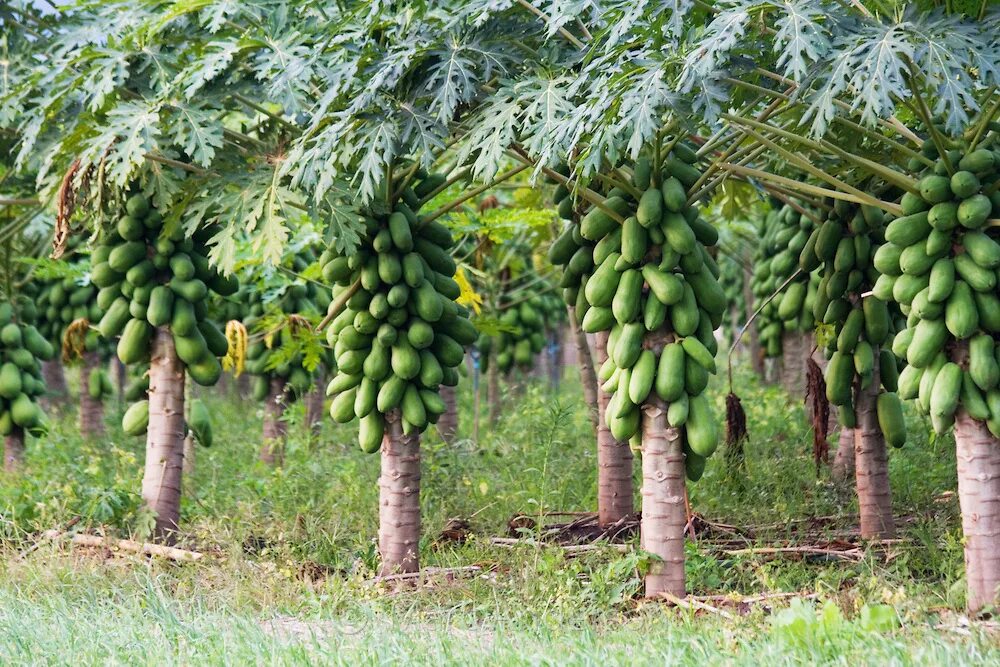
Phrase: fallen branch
[
  {"left": 364, "top": 565, "right": 483, "bottom": 586},
  {"left": 658, "top": 592, "right": 737, "bottom": 620},
  {"left": 690, "top": 591, "right": 820, "bottom": 605},
  {"left": 40, "top": 531, "right": 203, "bottom": 561},
  {"left": 720, "top": 545, "right": 862, "bottom": 562},
  {"left": 489, "top": 537, "right": 629, "bottom": 553}
]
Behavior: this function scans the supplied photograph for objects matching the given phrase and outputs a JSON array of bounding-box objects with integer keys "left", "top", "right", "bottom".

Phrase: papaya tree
[
  {"left": 687, "top": 0, "right": 1000, "bottom": 612},
  {"left": 242, "top": 242, "right": 333, "bottom": 464},
  {"left": 33, "top": 239, "right": 117, "bottom": 438},
  {"left": 0, "top": 234, "right": 56, "bottom": 471}
]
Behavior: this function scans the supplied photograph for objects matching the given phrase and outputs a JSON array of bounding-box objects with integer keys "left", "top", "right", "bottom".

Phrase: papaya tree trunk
[
  {"left": 549, "top": 329, "right": 562, "bottom": 391},
  {"left": 640, "top": 395, "right": 686, "bottom": 597},
  {"left": 955, "top": 406, "right": 1000, "bottom": 614},
  {"left": 260, "top": 376, "right": 288, "bottom": 465},
  {"left": 437, "top": 384, "right": 458, "bottom": 443},
  {"left": 236, "top": 373, "right": 250, "bottom": 400},
  {"left": 780, "top": 331, "right": 807, "bottom": 397},
  {"left": 378, "top": 409, "right": 421, "bottom": 575},
  {"left": 79, "top": 351, "right": 105, "bottom": 439},
  {"left": 41, "top": 360, "right": 67, "bottom": 411},
  {"left": 305, "top": 373, "right": 325, "bottom": 433},
  {"left": 141, "top": 328, "right": 186, "bottom": 543},
  {"left": 4, "top": 426, "right": 25, "bottom": 472},
  {"left": 742, "top": 259, "right": 765, "bottom": 378},
  {"left": 832, "top": 427, "right": 855, "bottom": 484},
  {"left": 487, "top": 356, "right": 500, "bottom": 426},
  {"left": 595, "top": 331, "right": 634, "bottom": 527},
  {"left": 853, "top": 356, "right": 895, "bottom": 539},
  {"left": 114, "top": 358, "right": 126, "bottom": 404},
  {"left": 568, "top": 305, "right": 599, "bottom": 431}
]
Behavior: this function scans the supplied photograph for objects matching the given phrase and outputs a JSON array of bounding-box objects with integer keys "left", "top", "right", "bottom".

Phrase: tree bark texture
[
  {"left": 954, "top": 406, "right": 1000, "bottom": 614},
  {"left": 832, "top": 427, "right": 855, "bottom": 484},
  {"left": 41, "top": 360, "right": 68, "bottom": 411},
  {"left": 260, "top": 376, "right": 288, "bottom": 465},
  {"left": 568, "top": 305, "right": 599, "bottom": 431},
  {"left": 853, "top": 354, "right": 895, "bottom": 539},
  {"left": 640, "top": 396, "right": 686, "bottom": 598},
  {"left": 437, "top": 384, "right": 458, "bottom": 443},
  {"left": 780, "top": 331, "right": 807, "bottom": 397},
  {"left": 4, "top": 426, "right": 25, "bottom": 473},
  {"left": 79, "top": 351, "right": 106, "bottom": 439},
  {"left": 595, "top": 331, "right": 634, "bottom": 527},
  {"left": 141, "top": 329, "right": 186, "bottom": 543},
  {"left": 549, "top": 328, "right": 562, "bottom": 391},
  {"left": 305, "top": 373, "right": 325, "bottom": 432},
  {"left": 487, "top": 356, "right": 500, "bottom": 427},
  {"left": 378, "top": 409, "right": 421, "bottom": 575}
]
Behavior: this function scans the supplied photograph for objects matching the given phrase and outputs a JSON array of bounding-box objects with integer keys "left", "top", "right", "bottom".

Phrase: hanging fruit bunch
[
  {"left": 800, "top": 200, "right": 906, "bottom": 447},
  {"left": 0, "top": 299, "right": 55, "bottom": 437},
  {"left": 481, "top": 288, "right": 564, "bottom": 373},
  {"left": 244, "top": 249, "right": 334, "bottom": 402},
  {"left": 751, "top": 203, "right": 821, "bottom": 358},
  {"left": 90, "top": 193, "right": 239, "bottom": 434},
  {"left": 878, "top": 136, "right": 1000, "bottom": 436},
  {"left": 35, "top": 237, "right": 102, "bottom": 345},
  {"left": 320, "top": 171, "right": 478, "bottom": 451},
  {"left": 549, "top": 142, "right": 724, "bottom": 480}
]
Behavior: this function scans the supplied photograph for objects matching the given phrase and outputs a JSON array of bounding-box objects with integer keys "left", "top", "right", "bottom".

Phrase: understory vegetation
[{"left": 1, "top": 367, "right": 992, "bottom": 663}]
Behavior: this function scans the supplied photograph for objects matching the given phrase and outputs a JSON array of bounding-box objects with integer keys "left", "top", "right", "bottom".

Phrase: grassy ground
[{"left": 0, "top": 365, "right": 996, "bottom": 665}]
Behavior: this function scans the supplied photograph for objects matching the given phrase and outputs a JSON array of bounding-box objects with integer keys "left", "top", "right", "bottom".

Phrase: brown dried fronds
[
  {"left": 724, "top": 392, "right": 748, "bottom": 472},
  {"left": 61, "top": 318, "right": 91, "bottom": 363},
  {"left": 806, "top": 356, "right": 830, "bottom": 473}
]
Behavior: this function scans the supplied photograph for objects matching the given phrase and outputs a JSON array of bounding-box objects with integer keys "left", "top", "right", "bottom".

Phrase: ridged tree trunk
[
  {"left": 640, "top": 395, "right": 686, "bottom": 597},
  {"left": 832, "top": 427, "right": 855, "bottom": 483},
  {"left": 955, "top": 407, "right": 1000, "bottom": 614},
  {"left": 568, "top": 306, "right": 599, "bottom": 431},
  {"left": 780, "top": 331, "right": 807, "bottom": 397},
  {"left": 4, "top": 426, "right": 25, "bottom": 472},
  {"left": 79, "top": 351, "right": 106, "bottom": 439},
  {"left": 260, "top": 377, "right": 288, "bottom": 465},
  {"left": 853, "top": 355, "right": 895, "bottom": 539},
  {"left": 952, "top": 340, "right": 1000, "bottom": 613},
  {"left": 41, "top": 360, "right": 67, "bottom": 411},
  {"left": 378, "top": 409, "right": 421, "bottom": 575},
  {"left": 437, "top": 384, "right": 458, "bottom": 443},
  {"left": 549, "top": 328, "right": 562, "bottom": 391},
  {"left": 742, "top": 259, "right": 765, "bottom": 378},
  {"left": 236, "top": 373, "right": 250, "bottom": 400},
  {"left": 487, "top": 357, "right": 500, "bottom": 426},
  {"left": 114, "top": 358, "right": 126, "bottom": 404},
  {"left": 305, "top": 373, "right": 325, "bottom": 433},
  {"left": 595, "top": 331, "right": 633, "bottom": 527},
  {"left": 141, "top": 329, "right": 186, "bottom": 543}
]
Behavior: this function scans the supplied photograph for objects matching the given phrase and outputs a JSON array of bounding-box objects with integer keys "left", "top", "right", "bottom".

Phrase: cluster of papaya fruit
[
  {"left": 549, "top": 143, "right": 723, "bottom": 479},
  {"left": 0, "top": 303, "right": 55, "bottom": 436},
  {"left": 321, "top": 172, "right": 477, "bottom": 451},
  {"left": 92, "top": 194, "right": 238, "bottom": 390},
  {"left": 877, "top": 139, "right": 1000, "bottom": 435},
  {"left": 479, "top": 291, "right": 564, "bottom": 373},
  {"left": 35, "top": 237, "right": 102, "bottom": 344},
  {"left": 244, "top": 252, "right": 334, "bottom": 401},
  {"left": 800, "top": 201, "right": 906, "bottom": 446},
  {"left": 751, "top": 203, "right": 820, "bottom": 357}
]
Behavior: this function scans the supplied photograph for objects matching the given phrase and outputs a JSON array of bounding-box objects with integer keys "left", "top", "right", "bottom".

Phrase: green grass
[{"left": 0, "top": 365, "right": 994, "bottom": 664}]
